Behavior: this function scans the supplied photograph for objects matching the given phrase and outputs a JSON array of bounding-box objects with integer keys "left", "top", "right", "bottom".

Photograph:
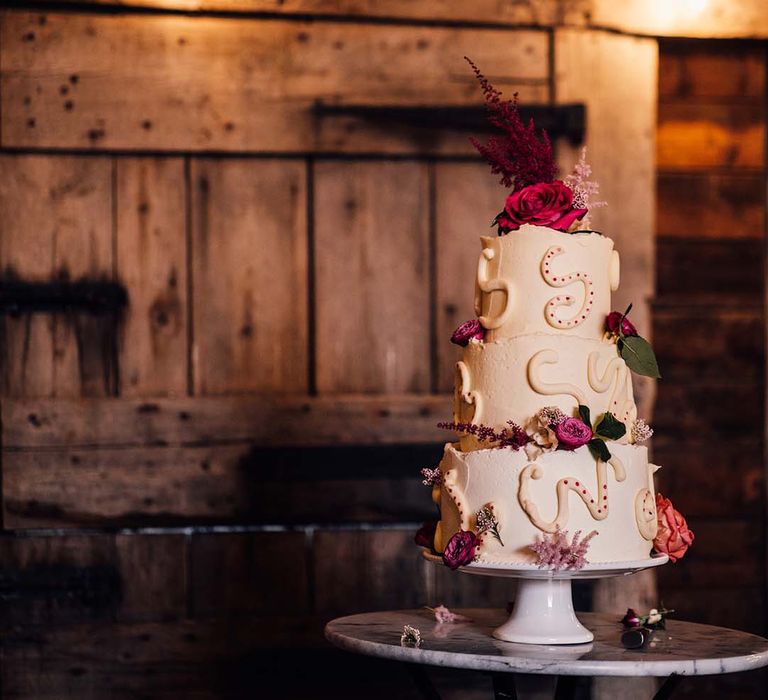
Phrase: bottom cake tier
[{"left": 432, "top": 442, "right": 659, "bottom": 564}]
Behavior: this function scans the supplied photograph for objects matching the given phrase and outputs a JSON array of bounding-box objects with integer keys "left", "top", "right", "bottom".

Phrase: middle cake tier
[{"left": 454, "top": 334, "right": 637, "bottom": 452}]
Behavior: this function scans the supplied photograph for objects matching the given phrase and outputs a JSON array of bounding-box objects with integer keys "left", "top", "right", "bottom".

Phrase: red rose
[
  {"left": 498, "top": 181, "right": 587, "bottom": 232},
  {"left": 554, "top": 417, "right": 593, "bottom": 450},
  {"left": 450, "top": 319, "right": 485, "bottom": 346},
  {"left": 606, "top": 311, "right": 638, "bottom": 337},
  {"left": 414, "top": 520, "right": 438, "bottom": 550},
  {"left": 442, "top": 530, "right": 478, "bottom": 570},
  {"left": 653, "top": 494, "right": 694, "bottom": 562}
]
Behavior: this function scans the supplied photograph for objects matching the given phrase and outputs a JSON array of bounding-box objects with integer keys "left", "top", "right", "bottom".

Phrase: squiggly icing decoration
[
  {"left": 587, "top": 352, "right": 637, "bottom": 425},
  {"left": 541, "top": 245, "right": 594, "bottom": 329},
  {"left": 518, "top": 455, "right": 626, "bottom": 533},
  {"left": 527, "top": 349, "right": 585, "bottom": 405},
  {"left": 476, "top": 247, "right": 512, "bottom": 329},
  {"left": 443, "top": 467, "right": 471, "bottom": 531},
  {"left": 455, "top": 360, "right": 483, "bottom": 425},
  {"left": 635, "top": 463, "right": 660, "bottom": 541}
]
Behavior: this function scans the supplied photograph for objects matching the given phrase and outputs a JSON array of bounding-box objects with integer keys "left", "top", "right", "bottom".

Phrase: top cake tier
[{"left": 474, "top": 225, "right": 620, "bottom": 341}]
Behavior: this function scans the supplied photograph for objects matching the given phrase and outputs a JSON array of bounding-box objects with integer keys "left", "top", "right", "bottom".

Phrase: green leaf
[
  {"left": 578, "top": 404, "right": 591, "bottom": 427},
  {"left": 595, "top": 412, "right": 627, "bottom": 441},
  {"left": 619, "top": 335, "right": 661, "bottom": 379},
  {"left": 587, "top": 438, "right": 611, "bottom": 462}
]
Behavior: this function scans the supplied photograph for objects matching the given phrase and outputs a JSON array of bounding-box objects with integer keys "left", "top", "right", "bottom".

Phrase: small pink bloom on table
[
  {"left": 606, "top": 311, "right": 638, "bottom": 337},
  {"left": 429, "top": 605, "right": 472, "bottom": 624},
  {"left": 442, "top": 530, "right": 478, "bottom": 570},
  {"left": 451, "top": 319, "right": 485, "bottom": 346},
  {"left": 654, "top": 494, "right": 694, "bottom": 562},
  {"left": 499, "top": 181, "right": 586, "bottom": 232},
  {"left": 554, "top": 417, "right": 593, "bottom": 450}
]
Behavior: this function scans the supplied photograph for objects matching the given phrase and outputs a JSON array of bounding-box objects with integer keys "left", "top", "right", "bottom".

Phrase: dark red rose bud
[
  {"left": 442, "top": 530, "right": 478, "bottom": 570},
  {"left": 620, "top": 608, "right": 641, "bottom": 628},
  {"left": 606, "top": 311, "right": 638, "bottom": 337},
  {"left": 414, "top": 520, "right": 438, "bottom": 550},
  {"left": 451, "top": 319, "right": 485, "bottom": 346}
]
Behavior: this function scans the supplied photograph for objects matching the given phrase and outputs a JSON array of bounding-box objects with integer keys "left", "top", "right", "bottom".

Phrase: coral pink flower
[
  {"left": 554, "top": 417, "right": 593, "bottom": 450},
  {"left": 442, "top": 530, "right": 478, "bottom": 570},
  {"left": 497, "top": 181, "right": 586, "bottom": 232},
  {"left": 653, "top": 494, "right": 694, "bottom": 562}
]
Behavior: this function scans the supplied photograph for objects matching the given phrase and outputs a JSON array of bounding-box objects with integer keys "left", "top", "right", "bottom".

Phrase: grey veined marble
[{"left": 325, "top": 609, "right": 768, "bottom": 677}]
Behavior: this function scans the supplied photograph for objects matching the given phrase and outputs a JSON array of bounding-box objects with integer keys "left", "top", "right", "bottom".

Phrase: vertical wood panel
[
  {"left": 434, "top": 162, "right": 503, "bottom": 392},
  {"left": 190, "top": 159, "right": 308, "bottom": 395},
  {"left": 314, "top": 161, "right": 430, "bottom": 393},
  {"left": 0, "top": 155, "right": 113, "bottom": 398},
  {"left": 117, "top": 157, "right": 188, "bottom": 397}
]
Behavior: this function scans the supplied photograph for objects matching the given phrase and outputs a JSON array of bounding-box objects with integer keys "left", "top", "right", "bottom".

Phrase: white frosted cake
[{"left": 417, "top": 60, "right": 693, "bottom": 570}]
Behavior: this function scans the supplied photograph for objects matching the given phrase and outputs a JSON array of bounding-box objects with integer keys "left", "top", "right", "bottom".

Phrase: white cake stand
[{"left": 422, "top": 550, "right": 668, "bottom": 645}]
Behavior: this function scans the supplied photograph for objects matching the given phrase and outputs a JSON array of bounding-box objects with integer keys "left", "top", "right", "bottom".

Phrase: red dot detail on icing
[
  {"left": 582, "top": 490, "right": 587, "bottom": 494},
  {"left": 603, "top": 484, "right": 607, "bottom": 489},
  {"left": 590, "top": 499, "right": 594, "bottom": 504},
  {"left": 563, "top": 480, "right": 568, "bottom": 485}
]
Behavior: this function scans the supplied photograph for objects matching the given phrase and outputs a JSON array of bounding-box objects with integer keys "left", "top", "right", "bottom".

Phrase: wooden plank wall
[
  {"left": 654, "top": 40, "right": 768, "bottom": 700},
  {"left": 0, "top": 5, "right": 657, "bottom": 699}
]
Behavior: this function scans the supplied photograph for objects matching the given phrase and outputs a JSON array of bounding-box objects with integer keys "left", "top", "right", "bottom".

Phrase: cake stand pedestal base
[
  {"left": 423, "top": 551, "right": 668, "bottom": 646},
  {"left": 494, "top": 576, "right": 592, "bottom": 644}
]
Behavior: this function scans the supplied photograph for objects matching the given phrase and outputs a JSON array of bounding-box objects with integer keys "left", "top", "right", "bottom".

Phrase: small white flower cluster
[
  {"left": 475, "top": 505, "right": 497, "bottom": 533},
  {"left": 632, "top": 418, "right": 653, "bottom": 444},
  {"left": 537, "top": 406, "right": 567, "bottom": 426},
  {"left": 400, "top": 624, "right": 421, "bottom": 648},
  {"left": 647, "top": 608, "right": 662, "bottom": 625},
  {"left": 420, "top": 467, "right": 442, "bottom": 487}
]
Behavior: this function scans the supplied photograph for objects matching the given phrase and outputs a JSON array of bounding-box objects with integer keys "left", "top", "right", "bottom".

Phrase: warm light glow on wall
[{"left": 648, "top": 0, "right": 710, "bottom": 29}]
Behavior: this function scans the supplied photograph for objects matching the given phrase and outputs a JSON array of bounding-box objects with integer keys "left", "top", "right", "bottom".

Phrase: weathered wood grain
[
  {"left": 1, "top": 441, "right": 441, "bottom": 527},
  {"left": 0, "top": 617, "right": 334, "bottom": 700},
  {"left": 190, "top": 159, "right": 308, "bottom": 395},
  {"left": 653, "top": 306, "right": 764, "bottom": 383},
  {"left": 434, "top": 162, "right": 504, "bottom": 392},
  {"left": 657, "top": 172, "right": 765, "bottom": 238},
  {"left": 115, "top": 533, "right": 188, "bottom": 621},
  {"left": 117, "top": 158, "right": 188, "bottom": 397},
  {"left": 0, "top": 154, "right": 114, "bottom": 398},
  {"left": 314, "top": 161, "right": 430, "bottom": 393},
  {"left": 189, "top": 531, "right": 309, "bottom": 617},
  {"left": 1, "top": 11, "right": 548, "bottom": 154},
  {"left": 658, "top": 103, "right": 764, "bottom": 170},
  {"left": 659, "top": 42, "right": 766, "bottom": 101},
  {"left": 656, "top": 237, "right": 764, "bottom": 300},
  {"left": 2, "top": 395, "right": 448, "bottom": 448},
  {"left": 20, "top": 0, "right": 560, "bottom": 25},
  {"left": 313, "top": 529, "right": 426, "bottom": 614}
]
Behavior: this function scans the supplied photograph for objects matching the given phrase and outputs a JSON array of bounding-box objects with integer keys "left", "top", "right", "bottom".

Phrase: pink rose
[
  {"left": 414, "top": 520, "right": 438, "bottom": 550},
  {"left": 554, "top": 417, "right": 593, "bottom": 450},
  {"left": 606, "top": 311, "right": 638, "bottom": 337},
  {"left": 451, "top": 319, "right": 484, "bottom": 346},
  {"left": 654, "top": 494, "right": 694, "bottom": 562},
  {"left": 442, "top": 530, "right": 478, "bottom": 570},
  {"left": 497, "top": 181, "right": 587, "bottom": 232}
]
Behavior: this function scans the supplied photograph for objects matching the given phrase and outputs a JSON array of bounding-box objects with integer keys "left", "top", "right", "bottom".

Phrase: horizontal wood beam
[{"left": 2, "top": 395, "right": 450, "bottom": 448}]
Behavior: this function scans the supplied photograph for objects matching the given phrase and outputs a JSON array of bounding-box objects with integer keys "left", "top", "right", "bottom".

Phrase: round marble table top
[{"left": 325, "top": 609, "right": 768, "bottom": 677}]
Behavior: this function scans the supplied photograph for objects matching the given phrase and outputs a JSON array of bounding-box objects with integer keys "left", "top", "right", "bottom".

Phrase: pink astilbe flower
[
  {"left": 427, "top": 605, "right": 473, "bottom": 624},
  {"left": 530, "top": 529, "right": 598, "bottom": 571},
  {"left": 466, "top": 57, "right": 556, "bottom": 191},
  {"left": 564, "top": 147, "right": 606, "bottom": 229},
  {"left": 420, "top": 467, "right": 442, "bottom": 487},
  {"left": 437, "top": 420, "right": 529, "bottom": 450}
]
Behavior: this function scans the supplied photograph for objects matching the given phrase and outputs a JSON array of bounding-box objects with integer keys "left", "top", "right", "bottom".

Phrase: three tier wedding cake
[{"left": 417, "top": 60, "right": 693, "bottom": 571}]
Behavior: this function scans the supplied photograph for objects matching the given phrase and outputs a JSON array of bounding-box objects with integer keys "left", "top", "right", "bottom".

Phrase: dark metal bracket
[{"left": 313, "top": 102, "right": 586, "bottom": 145}]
